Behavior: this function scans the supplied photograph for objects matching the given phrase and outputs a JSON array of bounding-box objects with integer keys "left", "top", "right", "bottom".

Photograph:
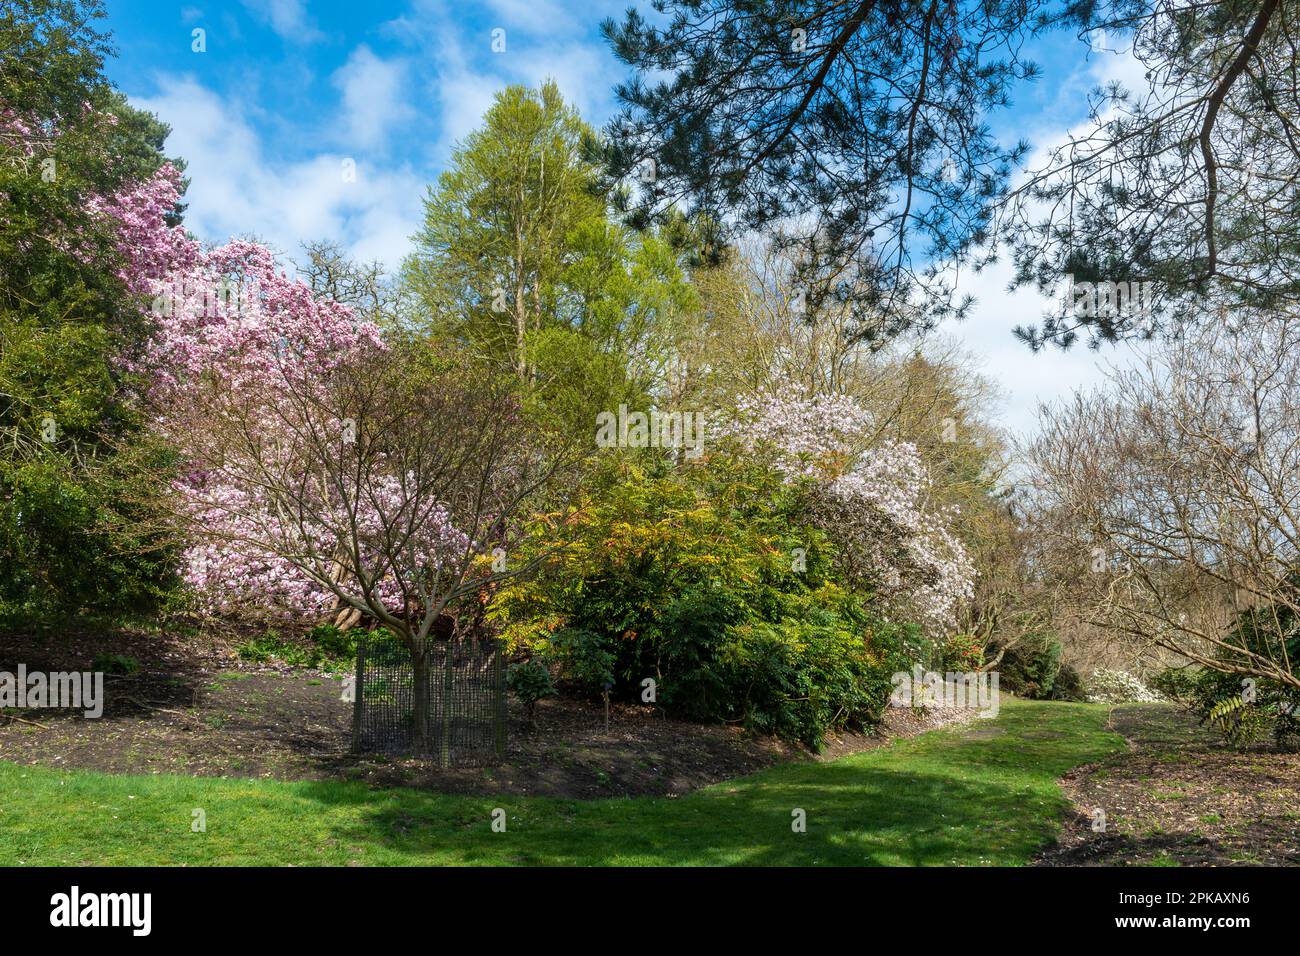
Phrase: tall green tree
[
  {"left": 402, "top": 81, "right": 695, "bottom": 438},
  {"left": 0, "top": 0, "right": 179, "bottom": 614}
]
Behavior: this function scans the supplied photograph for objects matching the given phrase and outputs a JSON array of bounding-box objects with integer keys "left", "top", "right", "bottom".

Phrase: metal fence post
[
  {"left": 493, "top": 639, "right": 506, "bottom": 759},
  {"left": 350, "top": 636, "right": 366, "bottom": 753}
]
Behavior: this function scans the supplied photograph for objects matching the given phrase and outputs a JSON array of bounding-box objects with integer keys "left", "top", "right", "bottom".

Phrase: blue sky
[
  {"left": 102, "top": 0, "right": 637, "bottom": 267},
  {"left": 101, "top": 0, "right": 1148, "bottom": 437}
]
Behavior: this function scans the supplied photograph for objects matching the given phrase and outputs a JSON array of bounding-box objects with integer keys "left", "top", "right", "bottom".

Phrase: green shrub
[
  {"left": 649, "top": 586, "right": 747, "bottom": 721},
  {"left": 994, "top": 632, "right": 1062, "bottom": 699},
  {"left": 236, "top": 626, "right": 356, "bottom": 670},
  {"left": 1049, "top": 662, "right": 1086, "bottom": 701},
  {"left": 1167, "top": 603, "right": 1300, "bottom": 746},
  {"left": 546, "top": 628, "right": 617, "bottom": 693},
  {"left": 235, "top": 631, "right": 279, "bottom": 663},
  {"left": 306, "top": 623, "right": 355, "bottom": 660},
  {"left": 1182, "top": 669, "right": 1298, "bottom": 747},
  {"left": 1150, "top": 665, "right": 1200, "bottom": 705},
  {"left": 491, "top": 453, "right": 900, "bottom": 748},
  {"left": 716, "top": 602, "right": 904, "bottom": 748},
  {"left": 506, "top": 660, "right": 557, "bottom": 722}
]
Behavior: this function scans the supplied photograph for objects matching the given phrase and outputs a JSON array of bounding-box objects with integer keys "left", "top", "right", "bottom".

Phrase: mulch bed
[
  {"left": 0, "top": 625, "right": 972, "bottom": 800},
  {"left": 1037, "top": 703, "right": 1300, "bottom": 866}
]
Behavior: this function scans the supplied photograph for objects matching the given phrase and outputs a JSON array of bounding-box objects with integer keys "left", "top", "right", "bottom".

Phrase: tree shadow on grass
[{"left": 291, "top": 759, "right": 1071, "bottom": 866}]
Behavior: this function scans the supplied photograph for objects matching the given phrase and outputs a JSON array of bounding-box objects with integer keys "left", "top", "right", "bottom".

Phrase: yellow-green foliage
[{"left": 491, "top": 450, "right": 919, "bottom": 747}]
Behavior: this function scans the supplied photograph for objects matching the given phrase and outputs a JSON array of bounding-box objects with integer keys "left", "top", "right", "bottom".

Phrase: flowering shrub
[
  {"left": 940, "top": 632, "right": 984, "bottom": 672},
  {"left": 1084, "top": 669, "right": 1164, "bottom": 704},
  {"left": 722, "top": 380, "right": 975, "bottom": 632},
  {"left": 726, "top": 387, "right": 873, "bottom": 475}
]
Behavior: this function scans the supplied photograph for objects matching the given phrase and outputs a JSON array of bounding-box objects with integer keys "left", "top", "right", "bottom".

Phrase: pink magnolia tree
[
  {"left": 724, "top": 381, "right": 975, "bottom": 632},
  {"left": 89, "top": 163, "right": 580, "bottom": 755},
  {"left": 97, "top": 165, "right": 569, "bottom": 647}
]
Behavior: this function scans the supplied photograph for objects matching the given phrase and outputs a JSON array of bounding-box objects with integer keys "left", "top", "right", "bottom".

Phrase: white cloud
[
  {"left": 481, "top": 0, "right": 580, "bottom": 36},
  {"left": 509, "top": 41, "right": 622, "bottom": 127},
  {"left": 332, "top": 45, "right": 414, "bottom": 151},
  {"left": 433, "top": 67, "right": 504, "bottom": 157},
  {"left": 943, "top": 44, "right": 1154, "bottom": 441},
  {"left": 240, "top": 0, "right": 323, "bottom": 44},
  {"left": 133, "top": 75, "right": 423, "bottom": 270},
  {"left": 421, "top": 38, "right": 621, "bottom": 164},
  {"left": 948, "top": 259, "right": 1147, "bottom": 442},
  {"left": 382, "top": 0, "right": 624, "bottom": 164}
]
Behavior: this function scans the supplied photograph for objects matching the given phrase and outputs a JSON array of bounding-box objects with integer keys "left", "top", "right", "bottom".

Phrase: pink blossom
[{"left": 89, "top": 163, "right": 466, "bottom": 621}]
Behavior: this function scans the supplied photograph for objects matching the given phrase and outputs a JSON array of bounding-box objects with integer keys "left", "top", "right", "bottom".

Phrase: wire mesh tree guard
[{"left": 351, "top": 632, "right": 505, "bottom": 766}]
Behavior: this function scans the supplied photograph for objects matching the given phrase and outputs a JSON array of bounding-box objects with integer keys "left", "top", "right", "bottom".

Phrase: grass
[{"left": 0, "top": 699, "right": 1124, "bottom": 866}]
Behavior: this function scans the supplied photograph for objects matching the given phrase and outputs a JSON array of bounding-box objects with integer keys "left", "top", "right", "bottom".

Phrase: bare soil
[
  {"left": 1038, "top": 703, "right": 1300, "bottom": 866},
  {"left": 0, "top": 625, "right": 972, "bottom": 799}
]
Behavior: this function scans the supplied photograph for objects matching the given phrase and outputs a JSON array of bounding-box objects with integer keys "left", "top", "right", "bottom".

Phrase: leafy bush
[
  {"left": 236, "top": 625, "right": 356, "bottom": 670},
  {"left": 1158, "top": 662, "right": 1298, "bottom": 746},
  {"left": 1084, "top": 668, "right": 1163, "bottom": 703},
  {"left": 1194, "top": 678, "right": 1279, "bottom": 746},
  {"left": 1150, "top": 665, "right": 1200, "bottom": 705},
  {"left": 236, "top": 631, "right": 281, "bottom": 663},
  {"left": 1049, "top": 662, "right": 1086, "bottom": 701},
  {"left": 0, "top": 454, "right": 179, "bottom": 617},
  {"left": 718, "top": 607, "right": 895, "bottom": 748},
  {"left": 506, "top": 659, "right": 557, "bottom": 723},
  {"left": 306, "top": 623, "right": 356, "bottom": 660},
  {"left": 491, "top": 453, "right": 901, "bottom": 747},
  {"left": 993, "top": 632, "right": 1062, "bottom": 699},
  {"left": 1133, "top": 608, "right": 1300, "bottom": 745},
  {"left": 0, "top": 30, "right": 182, "bottom": 621},
  {"left": 1187, "top": 605, "right": 1300, "bottom": 746},
  {"left": 546, "top": 628, "right": 618, "bottom": 692},
  {"left": 940, "top": 632, "right": 983, "bottom": 672}
]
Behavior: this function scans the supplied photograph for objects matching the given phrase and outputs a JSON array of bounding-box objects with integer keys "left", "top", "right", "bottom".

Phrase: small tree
[
  {"left": 162, "top": 339, "right": 576, "bottom": 753},
  {"left": 132, "top": 227, "right": 577, "bottom": 758},
  {"left": 1028, "top": 311, "right": 1300, "bottom": 692}
]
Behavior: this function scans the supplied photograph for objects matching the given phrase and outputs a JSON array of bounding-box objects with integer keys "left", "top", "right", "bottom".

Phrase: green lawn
[{"left": 0, "top": 700, "right": 1123, "bottom": 866}]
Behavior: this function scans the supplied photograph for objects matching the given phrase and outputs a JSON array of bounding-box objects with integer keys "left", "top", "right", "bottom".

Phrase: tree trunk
[
  {"left": 410, "top": 643, "right": 431, "bottom": 753},
  {"left": 333, "top": 606, "right": 363, "bottom": 630}
]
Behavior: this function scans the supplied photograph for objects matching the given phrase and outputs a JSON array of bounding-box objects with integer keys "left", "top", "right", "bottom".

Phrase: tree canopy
[
  {"left": 601, "top": 0, "right": 1300, "bottom": 348},
  {"left": 0, "top": 0, "right": 179, "bottom": 612}
]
